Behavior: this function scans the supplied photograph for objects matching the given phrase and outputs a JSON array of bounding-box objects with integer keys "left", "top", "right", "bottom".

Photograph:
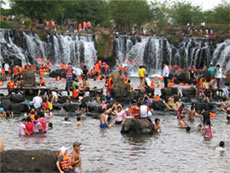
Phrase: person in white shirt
[
  {"left": 4, "top": 63, "right": 9, "bottom": 76},
  {"left": 163, "top": 64, "right": 169, "bottom": 87},
  {"left": 32, "top": 94, "right": 42, "bottom": 109},
  {"left": 145, "top": 74, "right": 151, "bottom": 87},
  {"left": 215, "top": 64, "right": 222, "bottom": 89},
  {"left": 140, "top": 103, "right": 152, "bottom": 118}
]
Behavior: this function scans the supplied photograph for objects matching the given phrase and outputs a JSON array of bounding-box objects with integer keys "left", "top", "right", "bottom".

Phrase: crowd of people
[{"left": 0, "top": 59, "right": 229, "bottom": 172}]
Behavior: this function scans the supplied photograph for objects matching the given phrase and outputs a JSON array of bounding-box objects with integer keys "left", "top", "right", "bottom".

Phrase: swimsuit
[{"left": 100, "top": 123, "right": 108, "bottom": 128}]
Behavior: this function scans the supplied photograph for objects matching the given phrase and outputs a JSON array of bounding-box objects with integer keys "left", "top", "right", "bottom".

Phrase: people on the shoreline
[{"left": 163, "top": 63, "right": 169, "bottom": 87}]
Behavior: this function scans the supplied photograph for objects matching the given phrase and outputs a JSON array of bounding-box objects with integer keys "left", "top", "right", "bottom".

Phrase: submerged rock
[
  {"left": 0, "top": 150, "right": 58, "bottom": 172},
  {"left": 121, "top": 118, "right": 154, "bottom": 135},
  {"left": 10, "top": 94, "right": 25, "bottom": 103}
]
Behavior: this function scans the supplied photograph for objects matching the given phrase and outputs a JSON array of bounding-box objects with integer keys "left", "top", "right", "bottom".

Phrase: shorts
[
  {"left": 100, "top": 123, "right": 108, "bottom": 128},
  {"left": 115, "top": 121, "right": 122, "bottom": 124},
  {"left": 5, "top": 71, "right": 8, "bottom": 75}
]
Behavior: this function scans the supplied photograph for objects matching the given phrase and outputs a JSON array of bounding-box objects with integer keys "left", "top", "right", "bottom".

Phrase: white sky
[{"left": 1, "top": 0, "right": 225, "bottom": 11}]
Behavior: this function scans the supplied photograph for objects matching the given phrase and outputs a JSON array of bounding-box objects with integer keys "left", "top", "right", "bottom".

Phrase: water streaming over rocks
[
  {"left": 114, "top": 36, "right": 219, "bottom": 74},
  {"left": 0, "top": 29, "right": 230, "bottom": 74},
  {"left": 0, "top": 29, "right": 97, "bottom": 69}
]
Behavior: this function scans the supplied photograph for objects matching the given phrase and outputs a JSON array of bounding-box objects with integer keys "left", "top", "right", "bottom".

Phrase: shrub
[{"left": 0, "top": 20, "right": 13, "bottom": 29}]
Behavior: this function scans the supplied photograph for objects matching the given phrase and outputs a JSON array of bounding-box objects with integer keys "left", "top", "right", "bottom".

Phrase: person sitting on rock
[
  {"left": 175, "top": 98, "right": 183, "bottom": 110},
  {"left": 154, "top": 118, "right": 161, "bottom": 133},
  {"left": 7, "top": 78, "right": 15, "bottom": 95},
  {"left": 56, "top": 146, "right": 74, "bottom": 173},
  {"left": 39, "top": 77, "right": 46, "bottom": 86},
  {"left": 140, "top": 102, "right": 152, "bottom": 119},
  {"left": 129, "top": 103, "right": 141, "bottom": 119},
  {"left": 164, "top": 96, "right": 177, "bottom": 111},
  {"left": 221, "top": 97, "right": 229, "bottom": 112}
]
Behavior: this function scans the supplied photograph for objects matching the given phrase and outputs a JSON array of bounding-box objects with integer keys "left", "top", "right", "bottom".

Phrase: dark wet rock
[
  {"left": 200, "top": 69, "right": 211, "bottom": 82},
  {"left": 9, "top": 103, "right": 28, "bottom": 113},
  {"left": 121, "top": 118, "right": 154, "bottom": 135},
  {"left": 63, "top": 103, "right": 80, "bottom": 112},
  {"left": 10, "top": 94, "right": 25, "bottom": 103},
  {"left": 49, "top": 69, "right": 76, "bottom": 79},
  {"left": 87, "top": 102, "right": 102, "bottom": 113},
  {"left": 182, "top": 87, "right": 196, "bottom": 97},
  {"left": 21, "top": 68, "right": 36, "bottom": 87},
  {"left": 52, "top": 103, "right": 63, "bottom": 110},
  {"left": 58, "top": 96, "right": 69, "bottom": 104},
  {"left": 194, "top": 102, "right": 215, "bottom": 113},
  {"left": 90, "top": 89, "right": 103, "bottom": 97},
  {"left": 112, "top": 71, "right": 131, "bottom": 101},
  {"left": 0, "top": 150, "right": 58, "bottom": 172},
  {"left": 151, "top": 101, "right": 166, "bottom": 111},
  {"left": 0, "top": 99, "right": 11, "bottom": 110},
  {"left": 175, "top": 71, "right": 190, "bottom": 83},
  {"left": 161, "top": 87, "right": 178, "bottom": 98},
  {"left": 0, "top": 74, "right": 7, "bottom": 81},
  {"left": 182, "top": 97, "right": 191, "bottom": 102}
]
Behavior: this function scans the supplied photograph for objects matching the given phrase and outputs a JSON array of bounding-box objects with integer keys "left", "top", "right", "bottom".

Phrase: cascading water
[
  {"left": 114, "top": 36, "right": 215, "bottom": 75},
  {"left": 0, "top": 29, "right": 97, "bottom": 69},
  {"left": 212, "top": 39, "right": 230, "bottom": 71}
]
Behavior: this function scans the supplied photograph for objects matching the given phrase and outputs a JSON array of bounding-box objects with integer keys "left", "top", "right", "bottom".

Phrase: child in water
[{"left": 76, "top": 117, "right": 83, "bottom": 126}]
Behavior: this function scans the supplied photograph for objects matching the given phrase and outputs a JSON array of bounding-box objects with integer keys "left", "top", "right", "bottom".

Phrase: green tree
[
  {"left": 110, "top": 0, "right": 152, "bottom": 32},
  {"left": 169, "top": 1, "right": 203, "bottom": 25},
  {"left": 213, "top": 0, "right": 230, "bottom": 24}
]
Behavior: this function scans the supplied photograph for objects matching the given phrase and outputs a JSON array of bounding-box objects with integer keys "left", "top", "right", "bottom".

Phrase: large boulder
[
  {"left": 161, "top": 87, "right": 178, "bottom": 98},
  {"left": 10, "top": 94, "right": 25, "bottom": 103},
  {"left": 151, "top": 101, "right": 166, "bottom": 111},
  {"left": 182, "top": 87, "right": 196, "bottom": 97},
  {"left": 63, "top": 103, "right": 80, "bottom": 112},
  {"left": 49, "top": 69, "right": 77, "bottom": 79},
  {"left": 87, "top": 102, "right": 102, "bottom": 113},
  {"left": 121, "top": 118, "right": 154, "bottom": 135},
  {"left": 9, "top": 103, "right": 28, "bottom": 113},
  {"left": 21, "top": 68, "right": 36, "bottom": 87},
  {"left": 0, "top": 150, "right": 58, "bottom": 172},
  {"left": 175, "top": 71, "right": 190, "bottom": 83},
  {"left": 111, "top": 71, "right": 131, "bottom": 102}
]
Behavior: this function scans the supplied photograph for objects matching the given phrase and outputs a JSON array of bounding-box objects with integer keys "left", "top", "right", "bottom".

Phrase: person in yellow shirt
[{"left": 138, "top": 66, "right": 146, "bottom": 88}]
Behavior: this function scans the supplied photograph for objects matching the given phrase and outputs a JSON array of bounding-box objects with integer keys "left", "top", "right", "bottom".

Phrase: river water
[{"left": 0, "top": 77, "right": 230, "bottom": 172}]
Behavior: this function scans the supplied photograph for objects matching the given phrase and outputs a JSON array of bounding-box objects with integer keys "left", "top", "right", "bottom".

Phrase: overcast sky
[{"left": 1, "top": 0, "right": 224, "bottom": 11}]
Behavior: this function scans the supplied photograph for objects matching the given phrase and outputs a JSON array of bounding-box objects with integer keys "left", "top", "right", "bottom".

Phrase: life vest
[
  {"left": 58, "top": 153, "right": 72, "bottom": 170},
  {"left": 51, "top": 21, "right": 55, "bottom": 26},
  {"left": 0, "top": 81, "right": 4, "bottom": 86},
  {"left": 105, "top": 64, "right": 109, "bottom": 70},
  {"left": 87, "top": 21, "right": 91, "bottom": 27},
  {"left": 123, "top": 66, "right": 128, "bottom": 72},
  {"left": 154, "top": 96, "right": 161, "bottom": 101},
  {"left": 8, "top": 81, "right": 15, "bottom": 89},
  {"left": 40, "top": 70, "right": 45, "bottom": 76},
  {"left": 1, "top": 69, "right": 5, "bottom": 75},
  {"left": 46, "top": 21, "right": 50, "bottom": 26},
  {"left": 107, "top": 77, "right": 113, "bottom": 88},
  {"left": 40, "top": 78, "right": 46, "bottom": 86},
  {"left": 179, "top": 82, "right": 184, "bottom": 86},
  {"left": 13, "top": 68, "right": 19, "bottom": 75},
  {"left": 168, "top": 82, "right": 174, "bottom": 87},
  {"left": 151, "top": 81, "right": 155, "bottom": 88},
  {"left": 119, "top": 65, "right": 122, "bottom": 71},
  {"left": 129, "top": 105, "right": 140, "bottom": 119},
  {"left": 83, "top": 21, "right": 87, "bottom": 28},
  {"left": 210, "top": 112, "right": 216, "bottom": 118},
  {"left": 79, "top": 24, "right": 82, "bottom": 29},
  {"left": 72, "top": 89, "right": 78, "bottom": 99}
]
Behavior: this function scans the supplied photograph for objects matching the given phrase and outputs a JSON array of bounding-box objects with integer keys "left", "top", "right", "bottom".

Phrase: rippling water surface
[{"left": 1, "top": 77, "right": 230, "bottom": 172}]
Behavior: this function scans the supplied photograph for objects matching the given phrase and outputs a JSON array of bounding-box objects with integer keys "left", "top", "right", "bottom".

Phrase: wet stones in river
[
  {"left": 121, "top": 118, "right": 154, "bottom": 135},
  {"left": 0, "top": 99, "right": 11, "bottom": 110},
  {"left": 86, "top": 112, "right": 100, "bottom": 119},
  {"left": 175, "top": 71, "right": 190, "bottom": 84},
  {"left": 49, "top": 69, "right": 76, "bottom": 79},
  {"left": 58, "top": 96, "right": 69, "bottom": 104},
  {"left": 9, "top": 103, "right": 28, "bottom": 113},
  {"left": 87, "top": 102, "right": 102, "bottom": 113},
  {"left": 63, "top": 103, "right": 80, "bottom": 112},
  {"left": 10, "top": 94, "right": 25, "bottom": 103},
  {"left": 151, "top": 101, "right": 166, "bottom": 111},
  {"left": 194, "top": 102, "right": 215, "bottom": 113},
  {"left": 22, "top": 68, "right": 36, "bottom": 87},
  {"left": 161, "top": 87, "right": 178, "bottom": 98},
  {"left": 52, "top": 103, "right": 63, "bottom": 110},
  {"left": 182, "top": 87, "right": 196, "bottom": 97},
  {"left": 0, "top": 150, "right": 59, "bottom": 172}
]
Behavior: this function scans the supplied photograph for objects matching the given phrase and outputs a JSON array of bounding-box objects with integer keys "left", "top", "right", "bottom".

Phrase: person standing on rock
[
  {"left": 215, "top": 64, "right": 222, "bottom": 89},
  {"left": 208, "top": 63, "right": 216, "bottom": 88},
  {"left": 163, "top": 64, "right": 169, "bottom": 88},
  {"left": 4, "top": 62, "right": 9, "bottom": 77},
  {"left": 66, "top": 63, "right": 74, "bottom": 96},
  {"left": 138, "top": 65, "right": 146, "bottom": 88},
  {"left": 70, "top": 142, "right": 82, "bottom": 172}
]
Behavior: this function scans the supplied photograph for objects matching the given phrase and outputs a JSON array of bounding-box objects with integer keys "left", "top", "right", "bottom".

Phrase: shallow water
[{"left": 1, "top": 77, "right": 230, "bottom": 172}]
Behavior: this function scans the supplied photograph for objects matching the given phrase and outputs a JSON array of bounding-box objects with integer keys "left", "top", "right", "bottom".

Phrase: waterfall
[
  {"left": 114, "top": 36, "right": 215, "bottom": 75},
  {"left": 212, "top": 39, "right": 230, "bottom": 71},
  {"left": 0, "top": 29, "right": 97, "bottom": 69}
]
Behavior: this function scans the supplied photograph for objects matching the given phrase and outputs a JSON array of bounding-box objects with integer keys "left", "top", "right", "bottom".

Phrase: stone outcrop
[
  {"left": 0, "top": 150, "right": 58, "bottom": 172},
  {"left": 161, "top": 87, "right": 178, "bottom": 98},
  {"left": 21, "top": 68, "right": 36, "bottom": 87},
  {"left": 121, "top": 118, "right": 154, "bottom": 135},
  {"left": 175, "top": 71, "right": 190, "bottom": 83}
]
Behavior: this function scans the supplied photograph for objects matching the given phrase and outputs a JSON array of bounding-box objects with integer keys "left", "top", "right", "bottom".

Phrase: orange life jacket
[
  {"left": 79, "top": 24, "right": 82, "bottom": 29},
  {"left": 13, "top": 68, "right": 19, "bottom": 75},
  {"left": 8, "top": 81, "right": 15, "bottom": 89},
  {"left": 154, "top": 96, "right": 161, "bottom": 101},
  {"left": 1, "top": 69, "right": 5, "bottom": 75},
  {"left": 87, "top": 21, "right": 91, "bottom": 27},
  {"left": 58, "top": 153, "right": 72, "bottom": 170},
  {"left": 72, "top": 89, "right": 78, "bottom": 99},
  {"left": 46, "top": 21, "right": 50, "bottom": 26},
  {"left": 129, "top": 105, "right": 140, "bottom": 119},
  {"left": 40, "top": 70, "right": 45, "bottom": 76},
  {"left": 40, "top": 78, "right": 46, "bottom": 86},
  {"left": 119, "top": 65, "right": 122, "bottom": 71},
  {"left": 83, "top": 21, "right": 87, "bottom": 28},
  {"left": 0, "top": 81, "right": 4, "bottom": 86},
  {"left": 105, "top": 64, "right": 109, "bottom": 70}
]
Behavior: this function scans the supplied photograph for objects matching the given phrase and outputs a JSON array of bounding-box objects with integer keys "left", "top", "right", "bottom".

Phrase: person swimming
[
  {"left": 216, "top": 141, "right": 225, "bottom": 151},
  {"left": 76, "top": 116, "right": 83, "bottom": 126}
]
